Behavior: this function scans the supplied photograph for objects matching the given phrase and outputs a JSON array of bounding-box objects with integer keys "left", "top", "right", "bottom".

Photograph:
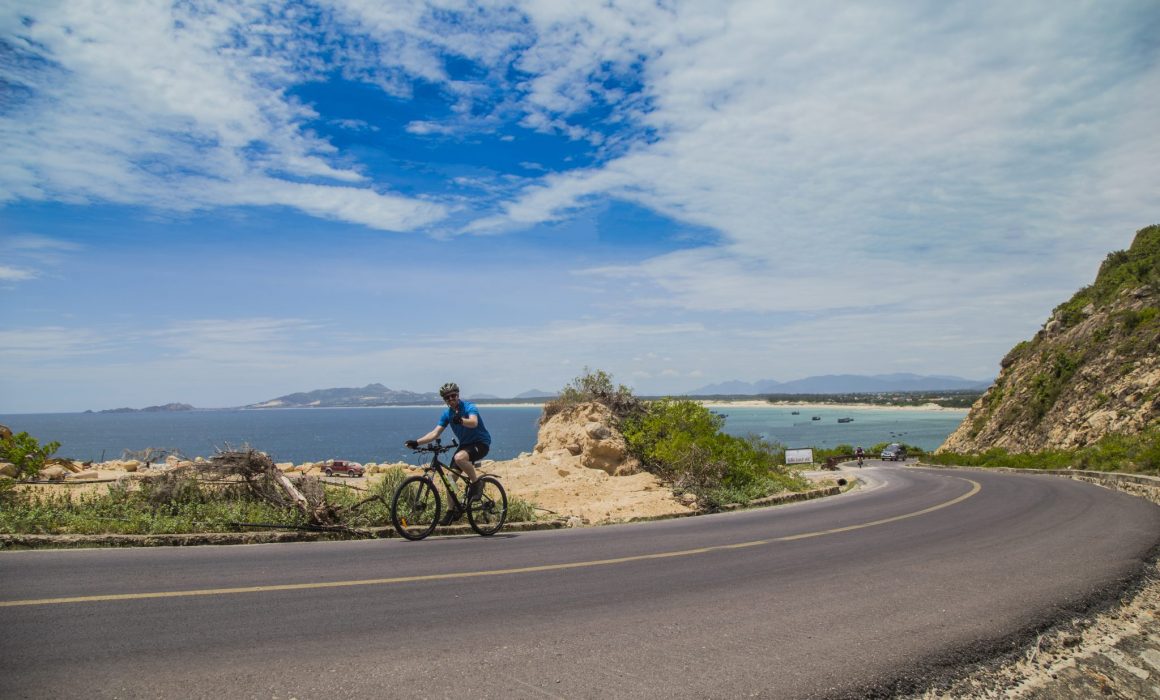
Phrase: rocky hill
[{"left": 941, "top": 225, "right": 1160, "bottom": 453}]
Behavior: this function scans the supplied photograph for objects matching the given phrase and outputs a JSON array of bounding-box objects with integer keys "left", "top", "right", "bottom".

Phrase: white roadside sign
[{"left": 785, "top": 448, "right": 813, "bottom": 465}]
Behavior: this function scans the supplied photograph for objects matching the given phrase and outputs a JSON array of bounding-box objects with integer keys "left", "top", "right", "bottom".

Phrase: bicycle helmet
[{"left": 439, "top": 382, "right": 460, "bottom": 398}]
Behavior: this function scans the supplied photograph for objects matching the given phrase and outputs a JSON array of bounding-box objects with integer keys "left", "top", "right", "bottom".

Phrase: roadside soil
[{"left": 20, "top": 456, "right": 836, "bottom": 526}]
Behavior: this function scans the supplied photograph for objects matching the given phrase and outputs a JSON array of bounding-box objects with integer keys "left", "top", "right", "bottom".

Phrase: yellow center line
[{"left": 0, "top": 478, "right": 981, "bottom": 608}]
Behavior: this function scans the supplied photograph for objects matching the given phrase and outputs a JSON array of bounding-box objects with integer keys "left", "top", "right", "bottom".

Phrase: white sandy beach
[
  {"left": 477, "top": 399, "right": 969, "bottom": 413},
  {"left": 696, "top": 399, "right": 969, "bottom": 413}
]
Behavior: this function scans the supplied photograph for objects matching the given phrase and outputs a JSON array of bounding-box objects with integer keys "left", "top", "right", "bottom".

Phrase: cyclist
[
  {"left": 855, "top": 446, "right": 864, "bottom": 467},
  {"left": 405, "top": 382, "right": 491, "bottom": 504}
]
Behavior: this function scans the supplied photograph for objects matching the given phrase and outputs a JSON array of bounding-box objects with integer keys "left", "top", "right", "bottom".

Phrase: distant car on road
[
  {"left": 323, "top": 460, "right": 365, "bottom": 477},
  {"left": 881, "top": 444, "right": 907, "bottom": 462}
]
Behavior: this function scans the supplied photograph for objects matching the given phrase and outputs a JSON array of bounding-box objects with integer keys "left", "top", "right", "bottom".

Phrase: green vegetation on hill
[
  {"left": 929, "top": 426, "right": 1160, "bottom": 476},
  {"left": 1051, "top": 224, "right": 1160, "bottom": 331},
  {"left": 950, "top": 225, "right": 1160, "bottom": 451}
]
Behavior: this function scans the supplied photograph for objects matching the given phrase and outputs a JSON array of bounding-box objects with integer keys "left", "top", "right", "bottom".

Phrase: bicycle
[{"left": 391, "top": 440, "right": 508, "bottom": 541}]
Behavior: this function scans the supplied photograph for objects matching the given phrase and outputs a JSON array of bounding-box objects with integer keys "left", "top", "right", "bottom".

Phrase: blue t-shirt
[{"left": 440, "top": 400, "right": 491, "bottom": 446}]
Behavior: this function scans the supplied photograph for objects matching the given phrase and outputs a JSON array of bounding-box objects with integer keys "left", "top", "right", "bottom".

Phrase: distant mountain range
[
  {"left": 244, "top": 375, "right": 988, "bottom": 409},
  {"left": 246, "top": 383, "right": 442, "bottom": 408},
  {"left": 690, "top": 373, "right": 991, "bottom": 395},
  {"left": 514, "top": 389, "right": 557, "bottom": 399},
  {"left": 101, "top": 375, "right": 988, "bottom": 412}
]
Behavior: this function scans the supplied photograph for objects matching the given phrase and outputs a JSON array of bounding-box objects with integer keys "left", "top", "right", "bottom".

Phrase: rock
[
  {"left": 585, "top": 422, "right": 611, "bottom": 440},
  {"left": 1086, "top": 410, "right": 1117, "bottom": 433},
  {"left": 534, "top": 403, "right": 640, "bottom": 476},
  {"left": 121, "top": 461, "right": 139, "bottom": 473},
  {"left": 68, "top": 471, "right": 99, "bottom": 480},
  {"left": 0, "top": 462, "right": 16, "bottom": 478},
  {"left": 0, "top": 424, "right": 11, "bottom": 441},
  {"left": 40, "top": 465, "right": 68, "bottom": 481}
]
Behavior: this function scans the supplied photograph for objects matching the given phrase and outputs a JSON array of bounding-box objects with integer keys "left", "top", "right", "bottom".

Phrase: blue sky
[{"left": 2, "top": 0, "right": 1158, "bottom": 412}]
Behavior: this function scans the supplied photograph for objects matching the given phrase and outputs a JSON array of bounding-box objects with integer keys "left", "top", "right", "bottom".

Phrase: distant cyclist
[
  {"left": 855, "top": 446, "right": 864, "bottom": 467},
  {"left": 405, "top": 382, "right": 491, "bottom": 501}
]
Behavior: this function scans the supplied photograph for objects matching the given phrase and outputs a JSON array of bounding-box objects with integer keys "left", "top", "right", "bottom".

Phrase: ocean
[{"left": 0, "top": 404, "right": 967, "bottom": 465}]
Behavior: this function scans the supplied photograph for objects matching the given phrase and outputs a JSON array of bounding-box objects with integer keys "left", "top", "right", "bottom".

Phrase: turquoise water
[
  {"left": 0, "top": 404, "right": 966, "bottom": 465},
  {"left": 710, "top": 405, "right": 966, "bottom": 452}
]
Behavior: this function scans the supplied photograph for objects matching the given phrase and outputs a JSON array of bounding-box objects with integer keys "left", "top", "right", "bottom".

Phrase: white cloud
[
  {"left": 0, "top": 265, "right": 37, "bottom": 281},
  {"left": 459, "top": 0, "right": 1160, "bottom": 346},
  {"left": 0, "top": 326, "right": 117, "bottom": 359},
  {"left": 2, "top": 1, "right": 1157, "bottom": 410},
  {"left": 0, "top": 0, "right": 446, "bottom": 230},
  {"left": 0, "top": 234, "right": 82, "bottom": 284}
]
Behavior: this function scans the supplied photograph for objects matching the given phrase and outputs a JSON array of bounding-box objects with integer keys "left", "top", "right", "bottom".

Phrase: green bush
[
  {"left": 621, "top": 397, "right": 808, "bottom": 510},
  {"left": 0, "top": 431, "right": 61, "bottom": 479}
]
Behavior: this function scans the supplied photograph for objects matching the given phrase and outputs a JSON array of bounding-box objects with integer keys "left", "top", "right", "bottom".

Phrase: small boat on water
[
  {"left": 838, "top": 417, "right": 853, "bottom": 423},
  {"left": 791, "top": 411, "right": 800, "bottom": 415},
  {"left": 811, "top": 416, "right": 821, "bottom": 421}
]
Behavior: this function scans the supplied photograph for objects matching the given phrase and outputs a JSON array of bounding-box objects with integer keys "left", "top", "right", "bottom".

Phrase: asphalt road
[{"left": 2, "top": 466, "right": 1158, "bottom": 699}]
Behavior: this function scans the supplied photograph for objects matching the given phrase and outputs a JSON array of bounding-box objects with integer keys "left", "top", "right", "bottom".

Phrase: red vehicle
[{"left": 323, "top": 460, "right": 365, "bottom": 477}]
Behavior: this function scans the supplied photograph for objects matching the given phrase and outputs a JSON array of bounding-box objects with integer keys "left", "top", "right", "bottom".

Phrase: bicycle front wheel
[
  {"left": 391, "top": 475, "right": 441, "bottom": 541},
  {"left": 467, "top": 476, "right": 508, "bottom": 536}
]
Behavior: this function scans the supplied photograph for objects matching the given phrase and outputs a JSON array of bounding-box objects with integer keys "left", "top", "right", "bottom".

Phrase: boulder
[
  {"left": 534, "top": 403, "right": 640, "bottom": 476},
  {"left": 40, "top": 465, "right": 68, "bottom": 481},
  {"left": 0, "top": 462, "right": 17, "bottom": 478}
]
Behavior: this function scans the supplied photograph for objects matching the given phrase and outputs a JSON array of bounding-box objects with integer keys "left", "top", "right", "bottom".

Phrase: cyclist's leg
[
  {"left": 453, "top": 448, "right": 479, "bottom": 483},
  {"left": 455, "top": 443, "right": 490, "bottom": 498}
]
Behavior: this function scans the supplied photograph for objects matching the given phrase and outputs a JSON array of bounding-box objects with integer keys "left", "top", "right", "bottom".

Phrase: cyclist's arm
[
  {"left": 414, "top": 424, "right": 446, "bottom": 444},
  {"left": 459, "top": 412, "right": 479, "bottom": 429}
]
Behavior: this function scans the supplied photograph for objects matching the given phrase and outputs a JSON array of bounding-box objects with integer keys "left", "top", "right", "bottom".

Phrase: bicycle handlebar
[{"left": 409, "top": 439, "right": 459, "bottom": 454}]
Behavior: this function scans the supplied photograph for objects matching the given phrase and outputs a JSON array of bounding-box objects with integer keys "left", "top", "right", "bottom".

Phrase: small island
[{"left": 96, "top": 403, "right": 195, "bottom": 414}]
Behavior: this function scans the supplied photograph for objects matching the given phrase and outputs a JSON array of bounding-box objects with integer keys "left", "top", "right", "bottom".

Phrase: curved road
[{"left": 2, "top": 466, "right": 1158, "bottom": 698}]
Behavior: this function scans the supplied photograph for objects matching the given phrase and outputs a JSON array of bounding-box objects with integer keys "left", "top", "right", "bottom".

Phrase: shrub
[
  {"left": 541, "top": 367, "right": 644, "bottom": 424},
  {"left": 621, "top": 397, "right": 807, "bottom": 510},
  {"left": 0, "top": 431, "right": 61, "bottom": 479}
]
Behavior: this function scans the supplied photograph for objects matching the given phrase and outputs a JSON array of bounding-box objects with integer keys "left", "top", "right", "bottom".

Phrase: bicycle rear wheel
[
  {"left": 467, "top": 476, "right": 508, "bottom": 536},
  {"left": 391, "top": 475, "right": 441, "bottom": 541}
]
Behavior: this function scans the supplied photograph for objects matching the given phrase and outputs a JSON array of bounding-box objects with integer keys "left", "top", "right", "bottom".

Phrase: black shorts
[{"left": 459, "top": 442, "right": 490, "bottom": 463}]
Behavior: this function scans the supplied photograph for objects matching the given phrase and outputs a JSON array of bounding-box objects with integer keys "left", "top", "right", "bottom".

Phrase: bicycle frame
[{"left": 417, "top": 441, "right": 470, "bottom": 511}]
